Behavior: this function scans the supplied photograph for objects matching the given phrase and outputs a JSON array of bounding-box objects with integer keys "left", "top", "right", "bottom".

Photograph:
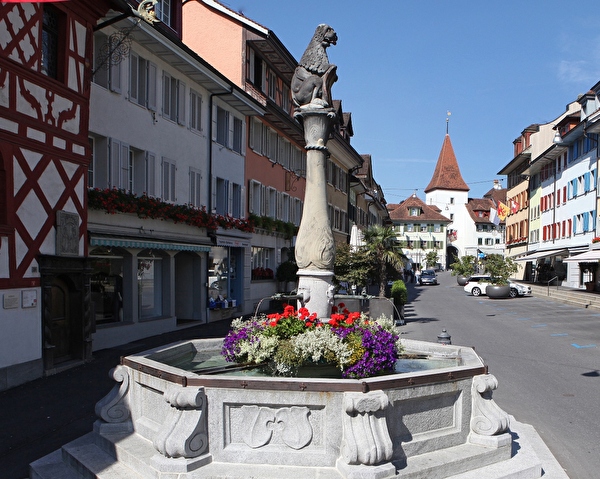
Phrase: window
[
  {"left": 138, "top": 252, "right": 163, "bottom": 319},
  {"left": 163, "top": 72, "right": 185, "bottom": 124},
  {"left": 90, "top": 249, "right": 125, "bottom": 324},
  {"left": 434, "top": 224, "right": 441, "bottom": 233},
  {"left": 190, "top": 89, "right": 202, "bottom": 131},
  {"left": 232, "top": 182, "right": 242, "bottom": 218},
  {"left": 215, "top": 177, "right": 229, "bottom": 216},
  {"left": 41, "top": 5, "right": 61, "bottom": 79},
  {"left": 248, "top": 48, "right": 265, "bottom": 92},
  {"left": 406, "top": 224, "right": 414, "bottom": 232},
  {"left": 155, "top": 0, "right": 172, "bottom": 26},
  {"left": 266, "top": 187, "right": 277, "bottom": 218},
  {"left": 410, "top": 208, "right": 419, "bottom": 216},
  {"left": 268, "top": 68, "right": 277, "bottom": 100},
  {"left": 93, "top": 32, "right": 121, "bottom": 92},
  {"left": 251, "top": 247, "right": 274, "bottom": 280},
  {"left": 249, "top": 180, "right": 263, "bottom": 215},
  {"left": 189, "top": 169, "right": 202, "bottom": 207},
  {"left": 162, "top": 158, "right": 176, "bottom": 202},
  {"left": 130, "top": 53, "right": 157, "bottom": 110},
  {"left": 420, "top": 224, "right": 427, "bottom": 232},
  {"left": 216, "top": 106, "right": 229, "bottom": 147},
  {"left": 233, "top": 117, "right": 243, "bottom": 154},
  {"left": 88, "top": 137, "right": 95, "bottom": 188}
]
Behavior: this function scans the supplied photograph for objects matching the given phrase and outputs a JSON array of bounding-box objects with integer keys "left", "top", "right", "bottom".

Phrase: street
[{"left": 401, "top": 271, "right": 600, "bottom": 479}]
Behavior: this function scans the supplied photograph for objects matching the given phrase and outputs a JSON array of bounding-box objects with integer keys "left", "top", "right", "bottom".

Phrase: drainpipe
[{"left": 208, "top": 88, "right": 233, "bottom": 216}]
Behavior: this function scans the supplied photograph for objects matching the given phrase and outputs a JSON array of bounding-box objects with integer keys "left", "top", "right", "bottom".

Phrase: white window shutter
[
  {"left": 147, "top": 61, "right": 157, "bottom": 111},
  {"left": 248, "top": 180, "right": 255, "bottom": 214},
  {"left": 277, "top": 192, "right": 282, "bottom": 219},
  {"left": 120, "top": 142, "right": 129, "bottom": 190},
  {"left": 129, "top": 53, "right": 139, "bottom": 103},
  {"left": 240, "top": 184, "right": 246, "bottom": 218},
  {"left": 177, "top": 80, "right": 186, "bottom": 125},
  {"left": 146, "top": 151, "right": 156, "bottom": 197},
  {"left": 211, "top": 175, "right": 217, "bottom": 212},
  {"left": 109, "top": 138, "right": 121, "bottom": 188},
  {"left": 211, "top": 105, "right": 217, "bottom": 141}
]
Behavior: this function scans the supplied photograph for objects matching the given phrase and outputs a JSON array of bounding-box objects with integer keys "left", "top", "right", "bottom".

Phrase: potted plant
[
  {"left": 449, "top": 254, "right": 475, "bottom": 286},
  {"left": 390, "top": 279, "right": 408, "bottom": 324},
  {"left": 483, "top": 254, "right": 519, "bottom": 299},
  {"left": 275, "top": 260, "right": 298, "bottom": 292}
]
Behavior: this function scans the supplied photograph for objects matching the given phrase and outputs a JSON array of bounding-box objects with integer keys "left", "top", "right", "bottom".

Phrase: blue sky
[{"left": 228, "top": 1, "right": 600, "bottom": 202}]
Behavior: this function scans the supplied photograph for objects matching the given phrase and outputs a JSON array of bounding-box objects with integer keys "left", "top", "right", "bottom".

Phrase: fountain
[{"left": 30, "top": 25, "right": 545, "bottom": 479}]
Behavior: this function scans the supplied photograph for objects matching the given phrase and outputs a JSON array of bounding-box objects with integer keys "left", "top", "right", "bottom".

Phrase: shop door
[{"left": 49, "top": 277, "right": 73, "bottom": 363}]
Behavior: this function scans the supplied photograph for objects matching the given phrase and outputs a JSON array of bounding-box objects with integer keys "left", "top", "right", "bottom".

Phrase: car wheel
[
  {"left": 509, "top": 288, "right": 518, "bottom": 298},
  {"left": 472, "top": 287, "right": 481, "bottom": 296}
]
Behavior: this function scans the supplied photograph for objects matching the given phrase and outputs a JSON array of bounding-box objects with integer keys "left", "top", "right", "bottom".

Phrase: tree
[
  {"left": 483, "top": 254, "right": 519, "bottom": 285},
  {"left": 449, "top": 254, "right": 475, "bottom": 277},
  {"left": 334, "top": 242, "right": 372, "bottom": 291},
  {"left": 425, "top": 250, "right": 439, "bottom": 269},
  {"left": 363, "top": 225, "right": 406, "bottom": 297}
]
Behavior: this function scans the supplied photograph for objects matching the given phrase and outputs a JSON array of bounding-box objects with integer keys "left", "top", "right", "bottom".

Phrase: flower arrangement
[
  {"left": 88, "top": 188, "right": 254, "bottom": 232},
  {"left": 221, "top": 304, "right": 401, "bottom": 379},
  {"left": 251, "top": 267, "right": 274, "bottom": 280},
  {"left": 592, "top": 236, "right": 600, "bottom": 244}
]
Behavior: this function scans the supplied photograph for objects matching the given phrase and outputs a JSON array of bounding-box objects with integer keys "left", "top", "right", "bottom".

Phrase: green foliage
[
  {"left": 363, "top": 225, "right": 406, "bottom": 297},
  {"left": 483, "top": 254, "right": 519, "bottom": 285},
  {"left": 276, "top": 260, "right": 298, "bottom": 283},
  {"left": 334, "top": 242, "right": 373, "bottom": 289},
  {"left": 390, "top": 280, "right": 408, "bottom": 305},
  {"left": 425, "top": 250, "right": 439, "bottom": 269},
  {"left": 449, "top": 254, "right": 476, "bottom": 277}
]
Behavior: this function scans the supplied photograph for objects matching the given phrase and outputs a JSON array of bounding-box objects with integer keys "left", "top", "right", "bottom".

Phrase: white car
[{"left": 463, "top": 275, "right": 532, "bottom": 298}]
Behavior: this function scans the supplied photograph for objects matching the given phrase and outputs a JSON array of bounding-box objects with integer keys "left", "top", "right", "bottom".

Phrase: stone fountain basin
[{"left": 88, "top": 337, "right": 512, "bottom": 478}]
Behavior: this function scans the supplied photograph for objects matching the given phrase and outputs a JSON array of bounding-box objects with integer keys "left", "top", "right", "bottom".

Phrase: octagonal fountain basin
[{"left": 59, "top": 338, "right": 514, "bottom": 479}]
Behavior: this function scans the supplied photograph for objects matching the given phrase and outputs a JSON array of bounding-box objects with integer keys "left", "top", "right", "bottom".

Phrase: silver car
[{"left": 419, "top": 269, "right": 438, "bottom": 285}]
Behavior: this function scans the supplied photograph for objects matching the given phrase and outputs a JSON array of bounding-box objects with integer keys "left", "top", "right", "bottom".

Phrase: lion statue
[{"left": 291, "top": 24, "right": 338, "bottom": 109}]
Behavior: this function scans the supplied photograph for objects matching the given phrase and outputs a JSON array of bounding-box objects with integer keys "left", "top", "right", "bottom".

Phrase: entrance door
[{"left": 49, "top": 277, "right": 73, "bottom": 363}]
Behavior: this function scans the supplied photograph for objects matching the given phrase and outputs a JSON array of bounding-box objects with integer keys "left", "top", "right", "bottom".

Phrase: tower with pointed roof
[{"left": 424, "top": 134, "right": 471, "bottom": 262}]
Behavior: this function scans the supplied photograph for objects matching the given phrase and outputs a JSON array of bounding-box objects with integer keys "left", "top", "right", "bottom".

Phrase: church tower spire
[{"left": 424, "top": 134, "right": 469, "bottom": 194}]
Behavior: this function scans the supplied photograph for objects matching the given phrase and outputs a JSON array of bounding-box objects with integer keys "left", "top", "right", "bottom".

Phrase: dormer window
[{"left": 410, "top": 207, "right": 419, "bottom": 216}]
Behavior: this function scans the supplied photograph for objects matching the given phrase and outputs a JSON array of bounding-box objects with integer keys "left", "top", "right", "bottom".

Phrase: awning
[
  {"left": 563, "top": 250, "right": 600, "bottom": 263},
  {"left": 90, "top": 236, "right": 211, "bottom": 252},
  {"left": 514, "top": 248, "right": 568, "bottom": 261}
]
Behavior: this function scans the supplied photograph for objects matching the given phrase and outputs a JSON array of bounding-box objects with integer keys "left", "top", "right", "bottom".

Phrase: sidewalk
[{"left": 0, "top": 319, "right": 235, "bottom": 479}]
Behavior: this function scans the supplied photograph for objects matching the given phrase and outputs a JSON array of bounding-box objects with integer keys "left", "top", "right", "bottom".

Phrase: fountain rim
[{"left": 120, "top": 338, "right": 487, "bottom": 393}]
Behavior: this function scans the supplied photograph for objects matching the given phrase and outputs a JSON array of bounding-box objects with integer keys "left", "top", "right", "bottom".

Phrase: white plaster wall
[{"left": 0, "top": 288, "right": 42, "bottom": 368}]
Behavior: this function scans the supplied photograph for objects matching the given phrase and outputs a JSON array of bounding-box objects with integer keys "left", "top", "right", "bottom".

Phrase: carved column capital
[{"left": 470, "top": 374, "right": 510, "bottom": 436}]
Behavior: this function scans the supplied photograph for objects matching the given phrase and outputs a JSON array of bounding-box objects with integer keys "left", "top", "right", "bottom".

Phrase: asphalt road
[{"left": 401, "top": 271, "right": 600, "bottom": 479}]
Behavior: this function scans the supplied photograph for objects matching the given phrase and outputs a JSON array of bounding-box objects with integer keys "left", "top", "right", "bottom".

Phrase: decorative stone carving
[
  {"left": 95, "top": 365, "right": 131, "bottom": 423},
  {"left": 291, "top": 24, "right": 338, "bottom": 109},
  {"left": 470, "top": 374, "right": 510, "bottom": 436},
  {"left": 153, "top": 386, "right": 208, "bottom": 458},
  {"left": 340, "top": 390, "right": 393, "bottom": 466},
  {"left": 241, "top": 405, "right": 313, "bottom": 449},
  {"left": 55, "top": 210, "right": 80, "bottom": 256}
]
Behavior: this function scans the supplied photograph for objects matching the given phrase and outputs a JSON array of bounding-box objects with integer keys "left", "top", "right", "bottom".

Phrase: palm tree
[{"left": 363, "top": 225, "right": 406, "bottom": 297}]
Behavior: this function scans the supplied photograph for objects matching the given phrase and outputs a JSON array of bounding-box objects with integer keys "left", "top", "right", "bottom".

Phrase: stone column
[{"left": 295, "top": 109, "right": 337, "bottom": 318}]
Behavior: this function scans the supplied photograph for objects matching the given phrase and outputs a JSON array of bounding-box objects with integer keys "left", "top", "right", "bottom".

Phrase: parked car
[
  {"left": 419, "top": 269, "right": 438, "bottom": 285},
  {"left": 463, "top": 275, "right": 532, "bottom": 298}
]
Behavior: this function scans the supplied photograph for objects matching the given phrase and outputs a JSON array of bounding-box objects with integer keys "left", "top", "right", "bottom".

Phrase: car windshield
[{"left": 422, "top": 271, "right": 435, "bottom": 276}]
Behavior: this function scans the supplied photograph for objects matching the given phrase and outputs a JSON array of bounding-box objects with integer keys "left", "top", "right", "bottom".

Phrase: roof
[
  {"left": 466, "top": 198, "right": 499, "bottom": 224},
  {"left": 388, "top": 194, "right": 451, "bottom": 222},
  {"left": 424, "top": 134, "right": 469, "bottom": 193}
]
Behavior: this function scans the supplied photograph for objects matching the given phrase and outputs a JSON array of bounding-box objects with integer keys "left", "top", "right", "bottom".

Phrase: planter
[
  {"left": 486, "top": 284, "right": 511, "bottom": 299},
  {"left": 457, "top": 275, "right": 469, "bottom": 286},
  {"left": 585, "top": 281, "right": 595, "bottom": 292}
]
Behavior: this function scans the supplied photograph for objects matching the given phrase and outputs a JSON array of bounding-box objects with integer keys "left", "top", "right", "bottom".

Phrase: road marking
[
  {"left": 572, "top": 343, "right": 596, "bottom": 349},
  {"left": 551, "top": 333, "right": 569, "bottom": 337},
  {"left": 517, "top": 317, "right": 530, "bottom": 321},
  {"left": 531, "top": 324, "right": 547, "bottom": 328}
]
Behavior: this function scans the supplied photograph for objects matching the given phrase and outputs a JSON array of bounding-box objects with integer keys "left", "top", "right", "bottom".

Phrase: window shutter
[
  {"left": 248, "top": 49, "right": 255, "bottom": 84},
  {"left": 248, "top": 180, "right": 255, "bottom": 214},
  {"left": 572, "top": 215, "right": 577, "bottom": 235},
  {"left": 584, "top": 172, "right": 590, "bottom": 192},
  {"left": 211, "top": 175, "right": 217, "bottom": 212},
  {"left": 162, "top": 71, "right": 170, "bottom": 117},
  {"left": 593, "top": 170, "right": 598, "bottom": 191},
  {"left": 228, "top": 181, "right": 233, "bottom": 216},
  {"left": 120, "top": 142, "right": 129, "bottom": 190},
  {"left": 211, "top": 105, "right": 217, "bottom": 141},
  {"left": 177, "top": 80, "right": 186, "bottom": 125},
  {"left": 109, "top": 138, "right": 121, "bottom": 188},
  {"left": 147, "top": 61, "right": 157, "bottom": 111},
  {"left": 129, "top": 53, "right": 139, "bottom": 103},
  {"left": 240, "top": 185, "right": 246, "bottom": 218},
  {"left": 146, "top": 151, "right": 156, "bottom": 197}
]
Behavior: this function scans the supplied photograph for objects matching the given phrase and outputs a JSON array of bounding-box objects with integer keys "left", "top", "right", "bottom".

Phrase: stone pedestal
[{"left": 294, "top": 109, "right": 337, "bottom": 318}]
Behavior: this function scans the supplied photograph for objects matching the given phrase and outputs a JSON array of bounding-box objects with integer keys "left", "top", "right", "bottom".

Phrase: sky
[{"left": 218, "top": 0, "right": 600, "bottom": 204}]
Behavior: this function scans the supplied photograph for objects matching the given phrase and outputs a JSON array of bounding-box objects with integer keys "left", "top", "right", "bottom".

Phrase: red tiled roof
[
  {"left": 424, "top": 134, "right": 469, "bottom": 193},
  {"left": 388, "top": 195, "right": 451, "bottom": 222}
]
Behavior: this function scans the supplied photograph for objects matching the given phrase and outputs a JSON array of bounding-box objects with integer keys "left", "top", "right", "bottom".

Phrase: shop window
[
  {"left": 90, "top": 248, "right": 125, "bottom": 324},
  {"left": 138, "top": 251, "right": 164, "bottom": 319}
]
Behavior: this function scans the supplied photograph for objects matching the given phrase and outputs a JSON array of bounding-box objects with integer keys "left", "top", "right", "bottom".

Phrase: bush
[
  {"left": 391, "top": 280, "right": 408, "bottom": 306},
  {"left": 276, "top": 260, "right": 298, "bottom": 283}
]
